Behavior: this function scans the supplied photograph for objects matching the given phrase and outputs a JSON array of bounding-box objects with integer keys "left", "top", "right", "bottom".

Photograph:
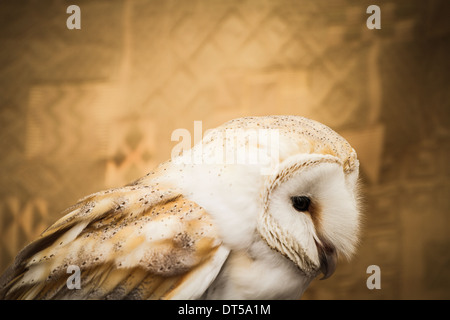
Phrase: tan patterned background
[{"left": 0, "top": 0, "right": 449, "bottom": 299}]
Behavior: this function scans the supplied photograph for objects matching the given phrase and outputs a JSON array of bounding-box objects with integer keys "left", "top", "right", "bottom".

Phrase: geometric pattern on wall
[
  {"left": 132, "top": 0, "right": 376, "bottom": 131},
  {"left": 25, "top": 84, "right": 113, "bottom": 161},
  {"left": 0, "top": 0, "right": 449, "bottom": 300},
  {"left": 104, "top": 116, "right": 158, "bottom": 188},
  {"left": 0, "top": 197, "right": 50, "bottom": 271},
  {"left": 23, "top": 84, "right": 114, "bottom": 206}
]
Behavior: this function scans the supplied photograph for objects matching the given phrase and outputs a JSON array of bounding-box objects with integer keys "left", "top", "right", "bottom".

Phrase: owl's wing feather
[{"left": 0, "top": 183, "right": 229, "bottom": 300}]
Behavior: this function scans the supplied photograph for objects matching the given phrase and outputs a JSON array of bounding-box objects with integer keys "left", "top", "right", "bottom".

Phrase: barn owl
[{"left": 0, "top": 115, "right": 361, "bottom": 300}]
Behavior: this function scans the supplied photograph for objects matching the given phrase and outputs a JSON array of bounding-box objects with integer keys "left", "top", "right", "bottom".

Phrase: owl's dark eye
[{"left": 291, "top": 196, "right": 311, "bottom": 212}]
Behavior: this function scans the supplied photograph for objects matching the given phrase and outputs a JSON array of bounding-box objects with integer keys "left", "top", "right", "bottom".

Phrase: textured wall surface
[{"left": 0, "top": 0, "right": 449, "bottom": 299}]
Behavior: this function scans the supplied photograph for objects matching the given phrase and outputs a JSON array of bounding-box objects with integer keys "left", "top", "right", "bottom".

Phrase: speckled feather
[
  {"left": 204, "top": 116, "right": 357, "bottom": 165},
  {"left": 0, "top": 179, "right": 227, "bottom": 299},
  {"left": 0, "top": 115, "right": 360, "bottom": 300}
]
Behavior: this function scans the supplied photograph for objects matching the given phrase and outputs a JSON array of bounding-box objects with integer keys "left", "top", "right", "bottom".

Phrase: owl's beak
[{"left": 316, "top": 239, "right": 337, "bottom": 280}]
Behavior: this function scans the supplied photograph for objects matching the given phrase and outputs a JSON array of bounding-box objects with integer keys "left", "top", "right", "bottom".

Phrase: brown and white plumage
[
  {"left": 0, "top": 179, "right": 228, "bottom": 299},
  {"left": 0, "top": 115, "right": 361, "bottom": 300}
]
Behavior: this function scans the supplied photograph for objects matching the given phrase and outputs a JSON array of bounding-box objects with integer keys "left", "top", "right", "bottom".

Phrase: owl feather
[{"left": 0, "top": 115, "right": 361, "bottom": 300}]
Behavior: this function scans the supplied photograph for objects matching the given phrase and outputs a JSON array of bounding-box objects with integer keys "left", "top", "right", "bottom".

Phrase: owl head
[
  {"left": 258, "top": 141, "right": 360, "bottom": 279},
  {"left": 172, "top": 115, "right": 361, "bottom": 280}
]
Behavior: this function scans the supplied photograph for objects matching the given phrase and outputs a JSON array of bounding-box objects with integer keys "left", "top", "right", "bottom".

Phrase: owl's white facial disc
[{"left": 258, "top": 153, "right": 361, "bottom": 278}]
